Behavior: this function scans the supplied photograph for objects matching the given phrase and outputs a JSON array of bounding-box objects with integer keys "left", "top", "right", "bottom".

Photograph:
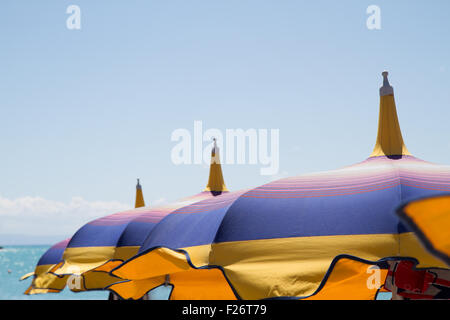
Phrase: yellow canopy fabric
[
  {"left": 397, "top": 194, "right": 450, "bottom": 266},
  {"left": 24, "top": 264, "right": 68, "bottom": 295},
  {"left": 22, "top": 240, "right": 69, "bottom": 295},
  {"left": 110, "top": 232, "right": 442, "bottom": 300},
  {"left": 304, "top": 257, "right": 389, "bottom": 300}
]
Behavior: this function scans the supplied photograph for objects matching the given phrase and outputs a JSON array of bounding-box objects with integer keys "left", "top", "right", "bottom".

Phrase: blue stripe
[
  {"left": 68, "top": 224, "right": 128, "bottom": 247},
  {"left": 38, "top": 247, "right": 65, "bottom": 265},
  {"left": 139, "top": 206, "right": 231, "bottom": 252},
  {"left": 214, "top": 186, "right": 404, "bottom": 242},
  {"left": 117, "top": 221, "right": 157, "bottom": 247},
  {"left": 138, "top": 184, "right": 449, "bottom": 249}
]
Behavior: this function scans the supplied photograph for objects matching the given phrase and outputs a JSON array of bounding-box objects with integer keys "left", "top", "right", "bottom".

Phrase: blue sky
[{"left": 1, "top": 1, "right": 449, "bottom": 240}]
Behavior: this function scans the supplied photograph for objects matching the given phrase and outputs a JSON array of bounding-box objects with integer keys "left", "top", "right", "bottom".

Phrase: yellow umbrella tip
[
  {"left": 204, "top": 138, "right": 228, "bottom": 193},
  {"left": 135, "top": 178, "right": 146, "bottom": 208},
  {"left": 370, "top": 71, "right": 411, "bottom": 158}
]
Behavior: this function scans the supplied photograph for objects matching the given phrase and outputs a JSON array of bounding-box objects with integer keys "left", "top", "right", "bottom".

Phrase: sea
[
  {"left": 0, "top": 245, "right": 391, "bottom": 300},
  {"left": 0, "top": 245, "right": 108, "bottom": 300}
]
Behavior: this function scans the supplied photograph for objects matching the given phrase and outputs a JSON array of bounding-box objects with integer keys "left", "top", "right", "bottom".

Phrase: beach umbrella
[
  {"left": 40, "top": 146, "right": 228, "bottom": 294},
  {"left": 21, "top": 239, "right": 70, "bottom": 294},
  {"left": 109, "top": 72, "right": 450, "bottom": 300}
]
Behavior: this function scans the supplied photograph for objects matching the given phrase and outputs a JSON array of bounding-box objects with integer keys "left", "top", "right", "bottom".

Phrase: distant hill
[{"left": 0, "top": 234, "right": 69, "bottom": 245}]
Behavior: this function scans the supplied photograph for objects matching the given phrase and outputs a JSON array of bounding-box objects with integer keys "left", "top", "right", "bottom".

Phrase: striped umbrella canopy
[
  {"left": 21, "top": 239, "right": 70, "bottom": 294},
  {"left": 25, "top": 146, "right": 228, "bottom": 294},
  {"left": 109, "top": 72, "right": 450, "bottom": 300}
]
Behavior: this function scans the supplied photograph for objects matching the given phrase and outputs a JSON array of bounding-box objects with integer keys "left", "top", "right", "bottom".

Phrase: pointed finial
[
  {"left": 210, "top": 137, "right": 218, "bottom": 158},
  {"left": 380, "top": 71, "right": 394, "bottom": 96},
  {"left": 136, "top": 178, "right": 141, "bottom": 190},
  {"left": 212, "top": 137, "right": 217, "bottom": 153}
]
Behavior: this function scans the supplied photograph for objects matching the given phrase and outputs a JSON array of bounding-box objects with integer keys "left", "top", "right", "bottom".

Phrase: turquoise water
[
  {"left": 0, "top": 246, "right": 108, "bottom": 300},
  {"left": 0, "top": 245, "right": 390, "bottom": 300}
]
